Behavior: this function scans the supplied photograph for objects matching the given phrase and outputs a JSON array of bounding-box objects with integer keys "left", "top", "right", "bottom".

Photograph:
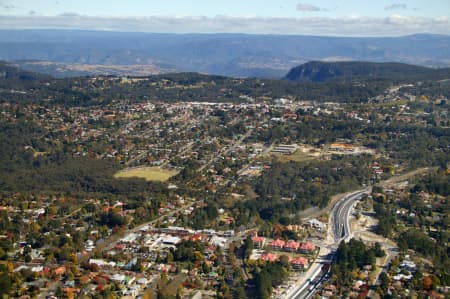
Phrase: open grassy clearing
[
  {"left": 114, "top": 166, "right": 179, "bottom": 182},
  {"left": 274, "top": 150, "right": 320, "bottom": 163}
]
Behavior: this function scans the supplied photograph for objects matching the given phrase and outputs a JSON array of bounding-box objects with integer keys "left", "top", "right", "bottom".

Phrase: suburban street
[
  {"left": 197, "top": 118, "right": 265, "bottom": 172},
  {"left": 100, "top": 200, "right": 201, "bottom": 253},
  {"left": 367, "top": 238, "right": 398, "bottom": 298}
]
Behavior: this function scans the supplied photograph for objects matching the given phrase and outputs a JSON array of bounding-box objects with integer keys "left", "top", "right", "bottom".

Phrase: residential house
[
  {"left": 53, "top": 266, "right": 66, "bottom": 278},
  {"left": 261, "top": 253, "right": 279, "bottom": 262},
  {"left": 252, "top": 236, "right": 266, "bottom": 249},
  {"left": 299, "top": 242, "right": 315, "bottom": 253},
  {"left": 290, "top": 256, "right": 308, "bottom": 270},
  {"left": 269, "top": 239, "right": 285, "bottom": 250},
  {"left": 284, "top": 240, "right": 300, "bottom": 252}
]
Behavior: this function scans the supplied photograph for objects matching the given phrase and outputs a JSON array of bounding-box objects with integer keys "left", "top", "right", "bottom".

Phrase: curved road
[
  {"left": 285, "top": 189, "right": 370, "bottom": 299},
  {"left": 331, "top": 189, "right": 370, "bottom": 243}
]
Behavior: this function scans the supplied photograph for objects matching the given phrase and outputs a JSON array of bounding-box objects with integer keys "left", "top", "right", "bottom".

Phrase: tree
[
  {"left": 373, "top": 242, "right": 385, "bottom": 257},
  {"left": 55, "top": 285, "right": 64, "bottom": 298},
  {"left": 255, "top": 270, "right": 272, "bottom": 299},
  {"left": 0, "top": 272, "right": 12, "bottom": 296},
  {"left": 279, "top": 255, "right": 290, "bottom": 269},
  {"left": 202, "top": 262, "right": 211, "bottom": 274},
  {"left": 243, "top": 235, "right": 253, "bottom": 259},
  {"left": 166, "top": 251, "right": 174, "bottom": 263},
  {"left": 380, "top": 272, "right": 390, "bottom": 293},
  {"left": 234, "top": 284, "right": 246, "bottom": 299}
]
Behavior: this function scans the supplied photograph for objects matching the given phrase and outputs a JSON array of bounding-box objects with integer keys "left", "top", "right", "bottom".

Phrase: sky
[{"left": 0, "top": 0, "right": 449, "bottom": 36}]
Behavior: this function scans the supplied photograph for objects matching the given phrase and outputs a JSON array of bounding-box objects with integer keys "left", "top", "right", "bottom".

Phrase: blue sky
[
  {"left": 0, "top": 0, "right": 449, "bottom": 36},
  {"left": 1, "top": 0, "right": 449, "bottom": 18}
]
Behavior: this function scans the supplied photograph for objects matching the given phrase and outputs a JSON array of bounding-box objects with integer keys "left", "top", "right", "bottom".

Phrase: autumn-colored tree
[
  {"left": 142, "top": 290, "right": 151, "bottom": 299},
  {"left": 66, "top": 288, "right": 74, "bottom": 299},
  {"left": 78, "top": 275, "right": 90, "bottom": 285}
]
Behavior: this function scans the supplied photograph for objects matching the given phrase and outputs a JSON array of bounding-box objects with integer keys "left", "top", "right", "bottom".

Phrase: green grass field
[
  {"left": 274, "top": 151, "right": 319, "bottom": 163},
  {"left": 114, "top": 167, "right": 179, "bottom": 182}
]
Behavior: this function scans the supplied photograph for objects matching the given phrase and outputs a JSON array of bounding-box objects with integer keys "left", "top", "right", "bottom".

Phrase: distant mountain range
[
  {"left": 1, "top": 30, "right": 450, "bottom": 78},
  {"left": 283, "top": 61, "right": 450, "bottom": 82},
  {"left": 2, "top": 59, "right": 450, "bottom": 106}
]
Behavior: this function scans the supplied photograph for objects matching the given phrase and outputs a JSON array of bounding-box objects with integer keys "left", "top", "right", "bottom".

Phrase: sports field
[{"left": 114, "top": 167, "right": 179, "bottom": 182}]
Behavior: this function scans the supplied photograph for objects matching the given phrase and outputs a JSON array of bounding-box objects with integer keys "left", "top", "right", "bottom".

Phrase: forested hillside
[{"left": 284, "top": 61, "right": 450, "bottom": 82}]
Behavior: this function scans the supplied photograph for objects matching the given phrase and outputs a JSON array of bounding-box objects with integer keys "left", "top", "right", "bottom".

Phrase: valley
[{"left": 0, "top": 60, "right": 448, "bottom": 299}]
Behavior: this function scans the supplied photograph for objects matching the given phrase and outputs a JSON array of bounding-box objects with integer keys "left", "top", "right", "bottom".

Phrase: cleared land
[
  {"left": 274, "top": 150, "right": 320, "bottom": 163},
  {"left": 114, "top": 167, "right": 179, "bottom": 182}
]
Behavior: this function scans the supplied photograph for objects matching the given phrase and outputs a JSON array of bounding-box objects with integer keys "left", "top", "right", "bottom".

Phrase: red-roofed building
[
  {"left": 96, "top": 284, "right": 105, "bottom": 292},
  {"left": 191, "top": 234, "right": 203, "bottom": 242},
  {"left": 114, "top": 244, "right": 125, "bottom": 251},
  {"left": 53, "top": 266, "right": 66, "bottom": 278},
  {"left": 203, "top": 245, "right": 216, "bottom": 256},
  {"left": 224, "top": 217, "right": 235, "bottom": 225},
  {"left": 261, "top": 253, "right": 279, "bottom": 262},
  {"left": 252, "top": 236, "right": 266, "bottom": 248},
  {"left": 290, "top": 256, "right": 308, "bottom": 270},
  {"left": 299, "top": 242, "right": 316, "bottom": 253},
  {"left": 269, "top": 239, "right": 285, "bottom": 250},
  {"left": 42, "top": 267, "right": 51, "bottom": 277},
  {"left": 284, "top": 240, "right": 300, "bottom": 252}
]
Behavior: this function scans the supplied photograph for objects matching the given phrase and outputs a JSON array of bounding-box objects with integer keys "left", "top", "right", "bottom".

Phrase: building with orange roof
[
  {"left": 269, "top": 239, "right": 285, "bottom": 250},
  {"left": 299, "top": 242, "right": 316, "bottom": 253},
  {"left": 252, "top": 235, "right": 266, "bottom": 248},
  {"left": 290, "top": 256, "right": 308, "bottom": 270},
  {"left": 261, "top": 253, "right": 279, "bottom": 262},
  {"left": 284, "top": 240, "right": 300, "bottom": 252},
  {"left": 53, "top": 266, "right": 66, "bottom": 277},
  {"left": 191, "top": 234, "right": 203, "bottom": 242}
]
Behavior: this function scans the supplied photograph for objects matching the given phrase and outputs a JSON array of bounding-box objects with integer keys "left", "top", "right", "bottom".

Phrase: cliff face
[{"left": 284, "top": 61, "right": 450, "bottom": 82}]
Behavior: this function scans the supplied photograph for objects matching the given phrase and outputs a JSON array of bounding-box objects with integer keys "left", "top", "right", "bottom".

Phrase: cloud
[
  {"left": 385, "top": 3, "right": 408, "bottom": 10},
  {"left": 0, "top": 14, "right": 449, "bottom": 37},
  {"left": 59, "top": 12, "right": 81, "bottom": 17},
  {"left": 28, "top": 10, "right": 36, "bottom": 15},
  {"left": 0, "top": 0, "right": 16, "bottom": 10},
  {"left": 1, "top": 5, "right": 15, "bottom": 10},
  {"left": 296, "top": 3, "right": 323, "bottom": 12}
]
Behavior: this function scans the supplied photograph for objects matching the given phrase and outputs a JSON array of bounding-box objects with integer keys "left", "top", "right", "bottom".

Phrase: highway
[
  {"left": 283, "top": 252, "right": 330, "bottom": 299},
  {"left": 330, "top": 189, "right": 370, "bottom": 242},
  {"left": 284, "top": 189, "right": 370, "bottom": 299}
]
